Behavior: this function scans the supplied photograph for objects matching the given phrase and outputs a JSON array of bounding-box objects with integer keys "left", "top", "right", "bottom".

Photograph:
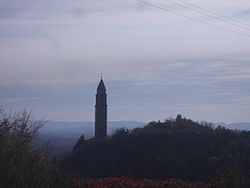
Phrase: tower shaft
[{"left": 95, "top": 79, "right": 107, "bottom": 139}]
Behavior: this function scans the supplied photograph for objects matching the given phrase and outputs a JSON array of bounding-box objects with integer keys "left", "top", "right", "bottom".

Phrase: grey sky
[{"left": 0, "top": 0, "right": 250, "bottom": 123}]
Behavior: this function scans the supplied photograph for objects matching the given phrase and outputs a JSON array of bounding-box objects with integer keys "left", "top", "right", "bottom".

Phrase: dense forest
[{"left": 65, "top": 114, "right": 250, "bottom": 182}]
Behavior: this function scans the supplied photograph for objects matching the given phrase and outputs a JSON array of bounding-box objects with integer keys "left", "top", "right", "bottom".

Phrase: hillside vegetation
[
  {"left": 65, "top": 115, "right": 250, "bottom": 183},
  {"left": 1, "top": 109, "right": 250, "bottom": 187},
  {"left": 0, "top": 110, "right": 68, "bottom": 188}
]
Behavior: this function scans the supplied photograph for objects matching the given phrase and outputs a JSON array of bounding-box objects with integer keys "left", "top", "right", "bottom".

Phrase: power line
[
  {"left": 174, "top": 0, "right": 250, "bottom": 32},
  {"left": 163, "top": 0, "right": 250, "bottom": 33},
  {"left": 136, "top": 0, "right": 250, "bottom": 38}
]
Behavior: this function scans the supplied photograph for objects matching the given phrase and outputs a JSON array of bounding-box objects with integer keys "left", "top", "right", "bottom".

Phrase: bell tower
[{"left": 95, "top": 75, "right": 107, "bottom": 139}]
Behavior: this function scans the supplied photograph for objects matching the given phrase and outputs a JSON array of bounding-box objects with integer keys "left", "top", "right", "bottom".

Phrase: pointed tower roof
[{"left": 97, "top": 78, "right": 106, "bottom": 93}]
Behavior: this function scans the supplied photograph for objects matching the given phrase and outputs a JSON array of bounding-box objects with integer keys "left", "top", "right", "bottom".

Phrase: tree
[
  {"left": 0, "top": 109, "right": 66, "bottom": 188},
  {"left": 73, "top": 134, "right": 86, "bottom": 153}
]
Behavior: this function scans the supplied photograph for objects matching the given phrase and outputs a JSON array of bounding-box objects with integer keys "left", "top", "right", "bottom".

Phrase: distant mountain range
[
  {"left": 39, "top": 121, "right": 144, "bottom": 139},
  {"left": 223, "top": 122, "right": 250, "bottom": 131},
  {"left": 38, "top": 121, "right": 143, "bottom": 155},
  {"left": 38, "top": 120, "right": 250, "bottom": 156}
]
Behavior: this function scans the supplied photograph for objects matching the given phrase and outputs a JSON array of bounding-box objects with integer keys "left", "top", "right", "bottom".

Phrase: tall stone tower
[{"left": 95, "top": 77, "right": 107, "bottom": 139}]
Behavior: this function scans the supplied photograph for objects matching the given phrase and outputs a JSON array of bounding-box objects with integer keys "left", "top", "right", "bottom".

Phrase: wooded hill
[{"left": 64, "top": 115, "right": 250, "bottom": 181}]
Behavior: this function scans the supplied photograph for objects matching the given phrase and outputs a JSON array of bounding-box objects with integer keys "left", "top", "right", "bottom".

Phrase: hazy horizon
[{"left": 1, "top": 0, "right": 250, "bottom": 123}]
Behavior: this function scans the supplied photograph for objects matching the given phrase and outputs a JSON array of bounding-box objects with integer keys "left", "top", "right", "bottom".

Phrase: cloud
[
  {"left": 0, "top": 0, "right": 250, "bottom": 122},
  {"left": 234, "top": 9, "right": 250, "bottom": 19}
]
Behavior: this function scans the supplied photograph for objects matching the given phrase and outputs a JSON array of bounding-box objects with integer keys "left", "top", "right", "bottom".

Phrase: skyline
[{"left": 1, "top": 0, "right": 250, "bottom": 123}]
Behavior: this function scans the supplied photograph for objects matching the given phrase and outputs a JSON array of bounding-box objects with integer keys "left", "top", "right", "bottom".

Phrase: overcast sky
[{"left": 0, "top": 0, "right": 250, "bottom": 123}]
